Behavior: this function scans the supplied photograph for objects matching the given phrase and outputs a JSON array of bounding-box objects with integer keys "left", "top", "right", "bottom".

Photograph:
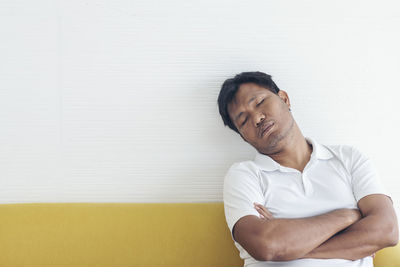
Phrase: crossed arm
[{"left": 252, "top": 194, "right": 399, "bottom": 261}]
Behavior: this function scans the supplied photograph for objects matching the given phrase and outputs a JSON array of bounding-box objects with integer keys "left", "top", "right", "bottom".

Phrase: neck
[{"left": 268, "top": 124, "right": 313, "bottom": 173}]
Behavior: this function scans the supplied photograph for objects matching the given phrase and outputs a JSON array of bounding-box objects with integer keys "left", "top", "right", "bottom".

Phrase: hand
[
  {"left": 253, "top": 202, "right": 274, "bottom": 220},
  {"left": 342, "top": 208, "right": 362, "bottom": 225}
]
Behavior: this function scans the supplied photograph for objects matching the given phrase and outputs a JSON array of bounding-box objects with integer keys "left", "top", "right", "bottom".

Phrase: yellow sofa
[{"left": 0, "top": 202, "right": 398, "bottom": 267}]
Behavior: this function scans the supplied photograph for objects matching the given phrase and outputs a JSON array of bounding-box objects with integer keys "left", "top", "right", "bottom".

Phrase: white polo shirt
[{"left": 223, "top": 136, "right": 391, "bottom": 267}]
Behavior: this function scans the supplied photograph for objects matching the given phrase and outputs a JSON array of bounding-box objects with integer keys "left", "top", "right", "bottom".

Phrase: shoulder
[
  {"left": 325, "top": 143, "right": 367, "bottom": 160},
  {"left": 324, "top": 143, "right": 371, "bottom": 171},
  {"left": 324, "top": 143, "right": 353, "bottom": 157},
  {"left": 225, "top": 160, "right": 260, "bottom": 178},
  {"left": 223, "top": 160, "right": 261, "bottom": 186}
]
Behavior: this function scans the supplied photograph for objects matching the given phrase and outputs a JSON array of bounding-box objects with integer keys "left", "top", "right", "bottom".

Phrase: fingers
[
  {"left": 253, "top": 202, "right": 274, "bottom": 220},
  {"left": 254, "top": 203, "right": 273, "bottom": 216},
  {"left": 256, "top": 206, "right": 273, "bottom": 220}
]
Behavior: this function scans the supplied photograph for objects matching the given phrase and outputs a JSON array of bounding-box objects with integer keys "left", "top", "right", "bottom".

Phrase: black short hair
[{"left": 217, "top": 71, "right": 280, "bottom": 134}]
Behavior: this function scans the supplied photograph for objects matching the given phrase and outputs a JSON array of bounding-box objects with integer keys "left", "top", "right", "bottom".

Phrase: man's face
[{"left": 227, "top": 82, "right": 294, "bottom": 154}]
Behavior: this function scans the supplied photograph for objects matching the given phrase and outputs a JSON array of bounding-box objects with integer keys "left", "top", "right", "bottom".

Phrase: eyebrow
[{"left": 234, "top": 96, "right": 257, "bottom": 123}]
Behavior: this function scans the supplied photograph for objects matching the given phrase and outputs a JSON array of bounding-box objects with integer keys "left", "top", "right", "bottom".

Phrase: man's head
[{"left": 217, "top": 71, "right": 295, "bottom": 154}]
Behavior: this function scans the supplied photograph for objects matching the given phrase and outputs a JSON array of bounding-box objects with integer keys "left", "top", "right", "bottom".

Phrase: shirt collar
[{"left": 254, "top": 136, "right": 333, "bottom": 172}]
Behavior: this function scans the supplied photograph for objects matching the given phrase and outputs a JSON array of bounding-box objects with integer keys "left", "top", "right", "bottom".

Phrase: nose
[{"left": 255, "top": 113, "right": 265, "bottom": 127}]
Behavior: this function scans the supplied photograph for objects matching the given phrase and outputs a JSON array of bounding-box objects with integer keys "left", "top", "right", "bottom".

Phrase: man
[{"left": 217, "top": 71, "right": 398, "bottom": 267}]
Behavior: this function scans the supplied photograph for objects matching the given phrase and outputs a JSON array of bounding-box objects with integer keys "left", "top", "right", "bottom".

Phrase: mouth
[{"left": 260, "top": 122, "right": 274, "bottom": 137}]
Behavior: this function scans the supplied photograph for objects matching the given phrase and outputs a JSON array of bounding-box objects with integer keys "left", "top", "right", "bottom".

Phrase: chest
[{"left": 260, "top": 160, "right": 358, "bottom": 219}]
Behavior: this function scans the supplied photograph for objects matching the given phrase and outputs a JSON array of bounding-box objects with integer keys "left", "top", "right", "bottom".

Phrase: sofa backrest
[
  {"left": 0, "top": 202, "right": 398, "bottom": 266},
  {"left": 0, "top": 202, "right": 242, "bottom": 267}
]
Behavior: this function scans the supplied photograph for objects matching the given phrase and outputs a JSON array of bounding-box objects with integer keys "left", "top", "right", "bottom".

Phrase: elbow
[
  {"left": 262, "top": 245, "right": 278, "bottom": 261},
  {"left": 386, "top": 225, "right": 399, "bottom": 247},
  {"left": 258, "top": 225, "right": 301, "bottom": 261},
  {"left": 263, "top": 250, "right": 296, "bottom": 262},
  {"left": 259, "top": 240, "right": 279, "bottom": 261},
  {"left": 259, "top": 242, "right": 276, "bottom": 261},
  {"left": 379, "top": 220, "right": 399, "bottom": 247},
  {"left": 262, "top": 241, "right": 297, "bottom": 261},
  {"left": 246, "top": 235, "right": 278, "bottom": 261}
]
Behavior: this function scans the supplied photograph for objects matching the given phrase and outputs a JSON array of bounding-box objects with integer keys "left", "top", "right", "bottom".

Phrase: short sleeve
[
  {"left": 223, "top": 163, "right": 265, "bottom": 242},
  {"left": 350, "top": 146, "right": 392, "bottom": 204}
]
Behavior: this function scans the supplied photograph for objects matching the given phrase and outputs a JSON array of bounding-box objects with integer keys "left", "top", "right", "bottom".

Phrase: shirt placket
[
  {"left": 301, "top": 172, "right": 314, "bottom": 196},
  {"left": 301, "top": 159, "right": 315, "bottom": 196}
]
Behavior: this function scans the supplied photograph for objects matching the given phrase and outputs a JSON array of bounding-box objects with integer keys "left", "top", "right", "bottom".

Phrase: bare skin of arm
[
  {"left": 255, "top": 194, "right": 399, "bottom": 261},
  {"left": 300, "top": 194, "right": 399, "bottom": 260},
  {"left": 233, "top": 207, "right": 361, "bottom": 261}
]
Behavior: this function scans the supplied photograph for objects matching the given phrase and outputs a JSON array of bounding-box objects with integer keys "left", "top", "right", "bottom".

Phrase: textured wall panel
[{"left": 0, "top": 0, "right": 399, "bottom": 219}]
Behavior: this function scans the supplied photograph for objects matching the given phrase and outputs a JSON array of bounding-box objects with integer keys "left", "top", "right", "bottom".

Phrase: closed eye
[
  {"left": 241, "top": 117, "right": 248, "bottom": 127},
  {"left": 256, "top": 99, "right": 264, "bottom": 107},
  {"left": 240, "top": 98, "right": 265, "bottom": 128}
]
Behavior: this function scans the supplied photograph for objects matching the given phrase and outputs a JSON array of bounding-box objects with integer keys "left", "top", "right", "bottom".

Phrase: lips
[{"left": 260, "top": 121, "right": 274, "bottom": 137}]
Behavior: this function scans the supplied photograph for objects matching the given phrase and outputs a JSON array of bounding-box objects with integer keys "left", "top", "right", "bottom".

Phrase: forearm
[
  {"left": 263, "top": 209, "right": 359, "bottom": 261},
  {"left": 301, "top": 214, "right": 397, "bottom": 260}
]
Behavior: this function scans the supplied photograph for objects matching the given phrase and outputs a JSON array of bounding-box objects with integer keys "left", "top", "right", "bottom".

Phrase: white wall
[{"left": 0, "top": 0, "right": 399, "bottom": 216}]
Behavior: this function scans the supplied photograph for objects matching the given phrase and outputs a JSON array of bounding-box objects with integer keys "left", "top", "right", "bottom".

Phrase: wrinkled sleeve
[
  {"left": 350, "top": 146, "right": 392, "bottom": 204},
  {"left": 223, "top": 163, "right": 266, "bottom": 242}
]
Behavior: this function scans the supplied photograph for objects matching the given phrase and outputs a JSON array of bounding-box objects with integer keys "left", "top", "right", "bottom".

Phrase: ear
[{"left": 277, "top": 90, "right": 291, "bottom": 110}]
